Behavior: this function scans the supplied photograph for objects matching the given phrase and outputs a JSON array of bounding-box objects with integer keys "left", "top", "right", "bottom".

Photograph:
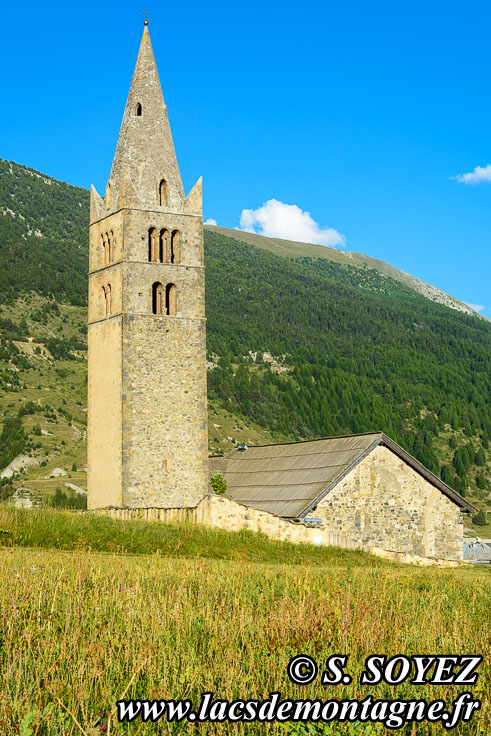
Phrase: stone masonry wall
[
  {"left": 96, "top": 495, "right": 461, "bottom": 566},
  {"left": 99, "top": 494, "right": 359, "bottom": 548},
  {"left": 121, "top": 313, "right": 208, "bottom": 507},
  {"left": 316, "top": 445, "right": 463, "bottom": 560},
  {"left": 120, "top": 206, "right": 208, "bottom": 508}
]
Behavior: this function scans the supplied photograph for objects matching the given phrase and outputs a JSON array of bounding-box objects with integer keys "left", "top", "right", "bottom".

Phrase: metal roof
[
  {"left": 212, "top": 432, "right": 475, "bottom": 518},
  {"left": 463, "top": 539, "right": 491, "bottom": 562}
]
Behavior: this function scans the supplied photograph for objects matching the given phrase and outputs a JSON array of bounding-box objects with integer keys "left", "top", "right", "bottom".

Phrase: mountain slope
[
  {"left": 0, "top": 159, "right": 88, "bottom": 305},
  {"left": 206, "top": 225, "right": 481, "bottom": 317},
  {"left": 0, "top": 160, "right": 489, "bottom": 532}
]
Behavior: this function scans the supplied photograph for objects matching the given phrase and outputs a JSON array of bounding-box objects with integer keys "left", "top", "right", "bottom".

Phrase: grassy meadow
[{"left": 0, "top": 509, "right": 489, "bottom": 735}]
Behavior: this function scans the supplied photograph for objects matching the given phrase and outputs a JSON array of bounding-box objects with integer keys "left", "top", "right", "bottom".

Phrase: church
[{"left": 87, "top": 23, "right": 474, "bottom": 562}]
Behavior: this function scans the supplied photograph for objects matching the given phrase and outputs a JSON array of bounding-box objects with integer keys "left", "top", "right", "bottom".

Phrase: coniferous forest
[{"left": 204, "top": 231, "right": 490, "bottom": 491}]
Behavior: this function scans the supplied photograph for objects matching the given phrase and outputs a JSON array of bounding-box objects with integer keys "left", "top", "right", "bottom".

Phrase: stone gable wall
[{"left": 316, "top": 445, "right": 463, "bottom": 560}]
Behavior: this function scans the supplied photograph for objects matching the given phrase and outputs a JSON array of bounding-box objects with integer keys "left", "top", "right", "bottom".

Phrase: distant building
[{"left": 463, "top": 538, "right": 491, "bottom": 563}]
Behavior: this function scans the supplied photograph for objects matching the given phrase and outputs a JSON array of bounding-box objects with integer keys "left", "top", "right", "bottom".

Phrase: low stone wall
[
  {"left": 98, "top": 493, "right": 359, "bottom": 549},
  {"left": 96, "top": 494, "right": 463, "bottom": 566}
]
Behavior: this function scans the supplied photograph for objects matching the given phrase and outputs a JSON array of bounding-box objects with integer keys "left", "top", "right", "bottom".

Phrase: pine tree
[{"left": 472, "top": 509, "right": 487, "bottom": 527}]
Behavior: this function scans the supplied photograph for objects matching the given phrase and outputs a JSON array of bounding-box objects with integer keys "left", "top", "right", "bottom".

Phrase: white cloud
[
  {"left": 238, "top": 199, "right": 346, "bottom": 247},
  {"left": 466, "top": 303, "right": 485, "bottom": 313},
  {"left": 454, "top": 164, "right": 491, "bottom": 184},
  {"left": 204, "top": 218, "right": 217, "bottom": 226}
]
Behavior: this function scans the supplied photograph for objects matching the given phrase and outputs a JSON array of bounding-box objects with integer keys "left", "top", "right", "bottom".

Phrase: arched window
[
  {"left": 152, "top": 282, "right": 163, "bottom": 315},
  {"left": 170, "top": 230, "right": 180, "bottom": 264},
  {"left": 136, "top": 102, "right": 142, "bottom": 116},
  {"left": 148, "top": 227, "right": 157, "bottom": 262},
  {"left": 166, "top": 283, "right": 177, "bottom": 316},
  {"left": 106, "top": 284, "right": 112, "bottom": 316},
  {"left": 159, "top": 229, "right": 168, "bottom": 263},
  {"left": 101, "top": 285, "right": 107, "bottom": 317},
  {"left": 101, "top": 235, "right": 106, "bottom": 267},
  {"left": 159, "top": 179, "right": 167, "bottom": 207}
]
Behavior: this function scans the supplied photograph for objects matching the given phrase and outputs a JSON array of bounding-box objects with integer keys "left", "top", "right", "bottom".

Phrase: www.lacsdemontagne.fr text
[{"left": 117, "top": 691, "right": 481, "bottom": 729}]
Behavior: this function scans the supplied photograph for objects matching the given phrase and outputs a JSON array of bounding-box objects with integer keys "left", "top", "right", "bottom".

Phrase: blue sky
[{"left": 1, "top": 1, "right": 490, "bottom": 316}]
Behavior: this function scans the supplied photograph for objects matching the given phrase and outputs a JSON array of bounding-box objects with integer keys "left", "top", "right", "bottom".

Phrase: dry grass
[
  {"left": 0, "top": 507, "right": 376, "bottom": 565},
  {"left": 0, "top": 543, "right": 489, "bottom": 735}
]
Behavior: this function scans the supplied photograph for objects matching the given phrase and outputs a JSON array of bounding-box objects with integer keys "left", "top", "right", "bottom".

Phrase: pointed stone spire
[{"left": 107, "top": 24, "right": 185, "bottom": 213}]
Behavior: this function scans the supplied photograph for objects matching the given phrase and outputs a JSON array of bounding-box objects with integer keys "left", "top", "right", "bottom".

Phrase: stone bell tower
[{"left": 87, "top": 22, "right": 208, "bottom": 509}]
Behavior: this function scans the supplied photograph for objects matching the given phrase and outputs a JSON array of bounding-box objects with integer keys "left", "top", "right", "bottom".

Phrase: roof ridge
[{"left": 229, "top": 431, "right": 382, "bottom": 451}]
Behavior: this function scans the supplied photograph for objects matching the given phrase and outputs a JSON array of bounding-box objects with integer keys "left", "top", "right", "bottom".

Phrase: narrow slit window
[
  {"left": 166, "top": 283, "right": 177, "bottom": 316},
  {"left": 152, "top": 282, "right": 163, "bottom": 315},
  {"left": 136, "top": 103, "right": 142, "bottom": 116},
  {"left": 148, "top": 228, "right": 157, "bottom": 262},
  {"left": 101, "top": 286, "right": 107, "bottom": 317},
  {"left": 159, "top": 179, "right": 167, "bottom": 207}
]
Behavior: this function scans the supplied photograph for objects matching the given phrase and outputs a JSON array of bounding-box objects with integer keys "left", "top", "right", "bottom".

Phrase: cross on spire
[{"left": 143, "top": 9, "right": 150, "bottom": 25}]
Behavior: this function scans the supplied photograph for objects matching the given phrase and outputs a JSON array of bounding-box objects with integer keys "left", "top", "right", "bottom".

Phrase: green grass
[
  {"left": 0, "top": 540, "right": 488, "bottom": 735},
  {"left": 465, "top": 520, "right": 491, "bottom": 538},
  {"left": 0, "top": 506, "right": 378, "bottom": 566}
]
